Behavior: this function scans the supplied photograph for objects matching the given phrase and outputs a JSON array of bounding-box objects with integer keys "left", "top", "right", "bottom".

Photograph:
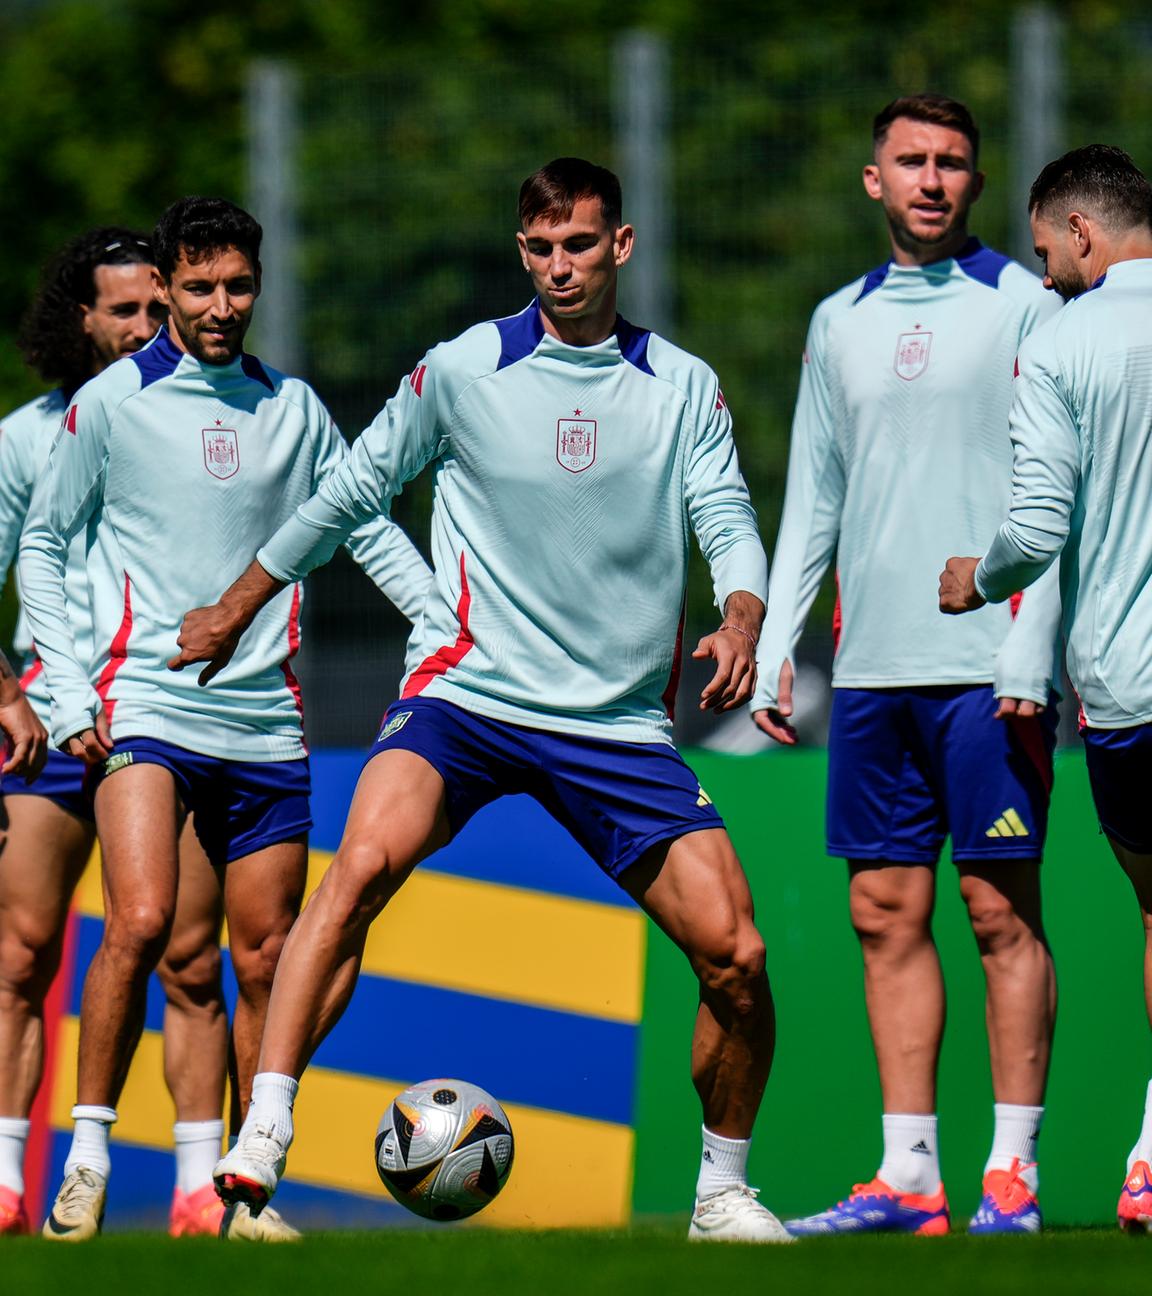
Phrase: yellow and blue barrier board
[{"left": 31, "top": 750, "right": 646, "bottom": 1230}]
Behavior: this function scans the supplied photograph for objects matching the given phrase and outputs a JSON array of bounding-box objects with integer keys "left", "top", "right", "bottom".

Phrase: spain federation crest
[
  {"left": 894, "top": 330, "right": 933, "bottom": 381},
  {"left": 202, "top": 427, "right": 239, "bottom": 479},
  {"left": 556, "top": 417, "right": 596, "bottom": 473}
]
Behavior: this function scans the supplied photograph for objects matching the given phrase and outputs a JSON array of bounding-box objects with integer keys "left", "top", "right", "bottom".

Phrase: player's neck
[
  {"left": 537, "top": 296, "right": 619, "bottom": 348},
  {"left": 1094, "top": 233, "right": 1152, "bottom": 281},
  {"left": 888, "top": 226, "right": 971, "bottom": 268}
]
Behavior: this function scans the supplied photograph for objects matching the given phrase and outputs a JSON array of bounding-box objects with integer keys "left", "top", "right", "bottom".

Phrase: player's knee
[
  {"left": 328, "top": 838, "right": 401, "bottom": 922},
  {"left": 105, "top": 901, "right": 174, "bottom": 964},
  {"left": 695, "top": 924, "right": 767, "bottom": 1015},
  {"left": 231, "top": 928, "right": 288, "bottom": 998},
  {"left": 850, "top": 886, "right": 925, "bottom": 950},
  {"left": 0, "top": 919, "right": 58, "bottom": 1000},
  {"left": 157, "top": 940, "right": 223, "bottom": 1007},
  {"left": 961, "top": 880, "right": 1032, "bottom": 953}
]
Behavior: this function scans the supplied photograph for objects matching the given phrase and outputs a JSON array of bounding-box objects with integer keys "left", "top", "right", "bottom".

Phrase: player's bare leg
[
  {"left": 78, "top": 765, "right": 182, "bottom": 1106},
  {"left": 958, "top": 861, "right": 1053, "bottom": 1105},
  {"left": 157, "top": 823, "right": 226, "bottom": 1122},
  {"left": 621, "top": 827, "right": 789, "bottom": 1242},
  {"left": 0, "top": 798, "right": 93, "bottom": 1114},
  {"left": 0, "top": 797, "right": 93, "bottom": 1232},
  {"left": 221, "top": 836, "right": 307, "bottom": 1115},
  {"left": 1106, "top": 839, "right": 1152, "bottom": 1231},
  {"left": 43, "top": 763, "right": 182, "bottom": 1239},
  {"left": 156, "top": 820, "right": 228, "bottom": 1236},
  {"left": 957, "top": 859, "right": 1052, "bottom": 1232},
  {"left": 214, "top": 750, "right": 449, "bottom": 1210},
  {"left": 849, "top": 862, "right": 943, "bottom": 1113}
]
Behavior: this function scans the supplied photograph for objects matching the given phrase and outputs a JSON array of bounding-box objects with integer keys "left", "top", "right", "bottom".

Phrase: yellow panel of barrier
[{"left": 73, "top": 851, "right": 646, "bottom": 1023}]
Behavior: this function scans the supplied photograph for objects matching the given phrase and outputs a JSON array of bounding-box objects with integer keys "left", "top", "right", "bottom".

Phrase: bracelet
[{"left": 718, "top": 623, "right": 759, "bottom": 648}]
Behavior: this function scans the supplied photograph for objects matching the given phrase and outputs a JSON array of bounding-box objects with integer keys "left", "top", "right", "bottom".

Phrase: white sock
[
  {"left": 64, "top": 1105, "right": 117, "bottom": 1181},
  {"left": 0, "top": 1117, "right": 30, "bottom": 1196},
  {"left": 878, "top": 1113, "right": 940, "bottom": 1195},
  {"left": 696, "top": 1125, "right": 751, "bottom": 1200},
  {"left": 173, "top": 1119, "right": 226, "bottom": 1195},
  {"left": 986, "top": 1103, "right": 1042, "bottom": 1192},
  {"left": 1127, "top": 1079, "right": 1152, "bottom": 1174},
  {"left": 245, "top": 1073, "right": 298, "bottom": 1148}
]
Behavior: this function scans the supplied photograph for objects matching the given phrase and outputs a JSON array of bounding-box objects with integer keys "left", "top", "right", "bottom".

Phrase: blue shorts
[
  {"left": 0, "top": 748, "right": 93, "bottom": 821},
  {"left": 827, "top": 685, "right": 1057, "bottom": 864},
  {"left": 1082, "top": 724, "right": 1152, "bottom": 853},
  {"left": 366, "top": 698, "right": 725, "bottom": 879},
  {"left": 93, "top": 736, "right": 312, "bottom": 867}
]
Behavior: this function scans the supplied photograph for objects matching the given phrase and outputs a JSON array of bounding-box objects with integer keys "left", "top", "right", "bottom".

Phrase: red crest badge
[
  {"left": 894, "top": 331, "right": 932, "bottom": 381},
  {"left": 556, "top": 417, "right": 596, "bottom": 473},
  {"left": 202, "top": 427, "right": 239, "bottom": 479}
]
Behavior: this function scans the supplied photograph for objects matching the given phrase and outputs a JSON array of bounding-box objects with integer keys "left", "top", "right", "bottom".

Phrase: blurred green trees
[{"left": 3, "top": 0, "right": 1152, "bottom": 656}]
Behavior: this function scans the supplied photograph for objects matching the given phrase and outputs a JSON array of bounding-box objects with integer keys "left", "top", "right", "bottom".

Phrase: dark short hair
[
  {"left": 873, "top": 93, "right": 980, "bottom": 162},
  {"left": 1029, "top": 144, "right": 1152, "bottom": 232},
  {"left": 152, "top": 196, "right": 262, "bottom": 280},
  {"left": 518, "top": 158, "right": 622, "bottom": 229},
  {"left": 16, "top": 226, "right": 153, "bottom": 391}
]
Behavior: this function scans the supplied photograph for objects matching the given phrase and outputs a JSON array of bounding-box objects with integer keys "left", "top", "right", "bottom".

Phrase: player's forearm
[
  {"left": 975, "top": 523, "right": 1062, "bottom": 605},
  {"left": 343, "top": 516, "right": 433, "bottom": 623},
  {"left": 720, "top": 590, "right": 765, "bottom": 641},
  {"left": 17, "top": 531, "right": 99, "bottom": 744},
  {"left": 219, "top": 558, "right": 287, "bottom": 629},
  {"left": 0, "top": 647, "right": 20, "bottom": 705}
]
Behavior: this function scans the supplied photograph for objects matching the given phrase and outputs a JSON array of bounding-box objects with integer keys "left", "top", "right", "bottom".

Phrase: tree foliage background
[{"left": 2, "top": 0, "right": 1151, "bottom": 739}]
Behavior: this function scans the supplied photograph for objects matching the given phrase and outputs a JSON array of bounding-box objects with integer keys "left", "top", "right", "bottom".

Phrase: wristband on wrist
[{"left": 718, "top": 623, "right": 758, "bottom": 648}]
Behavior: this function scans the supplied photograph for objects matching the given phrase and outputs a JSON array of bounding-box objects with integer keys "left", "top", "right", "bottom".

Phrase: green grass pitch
[{"left": 2, "top": 1226, "right": 1149, "bottom": 1295}]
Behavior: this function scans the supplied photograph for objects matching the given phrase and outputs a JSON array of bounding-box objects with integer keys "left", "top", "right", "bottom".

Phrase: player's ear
[
  {"left": 151, "top": 267, "right": 170, "bottom": 307},
  {"left": 862, "top": 163, "right": 882, "bottom": 201},
  {"left": 1068, "top": 211, "right": 1091, "bottom": 255},
  {"left": 613, "top": 223, "right": 635, "bottom": 268},
  {"left": 515, "top": 231, "right": 531, "bottom": 272},
  {"left": 970, "top": 169, "right": 986, "bottom": 204}
]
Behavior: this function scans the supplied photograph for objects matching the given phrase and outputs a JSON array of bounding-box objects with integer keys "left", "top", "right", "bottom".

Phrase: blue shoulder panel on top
[
  {"left": 495, "top": 302, "right": 545, "bottom": 370},
  {"left": 241, "top": 353, "right": 275, "bottom": 391},
  {"left": 853, "top": 262, "right": 891, "bottom": 304},
  {"left": 615, "top": 316, "right": 655, "bottom": 375},
  {"left": 130, "top": 330, "right": 183, "bottom": 389},
  {"left": 955, "top": 237, "right": 1010, "bottom": 289}
]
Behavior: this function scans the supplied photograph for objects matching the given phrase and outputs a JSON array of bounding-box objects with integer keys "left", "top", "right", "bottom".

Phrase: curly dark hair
[
  {"left": 16, "top": 227, "right": 153, "bottom": 393},
  {"left": 152, "top": 196, "right": 262, "bottom": 280}
]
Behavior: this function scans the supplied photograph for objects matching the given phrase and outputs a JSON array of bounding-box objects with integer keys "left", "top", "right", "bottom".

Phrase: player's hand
[
  {"left": 995, "top": 696, "right": 1045, "bottom": 720},
  {"left": 939, "top": 556, "right": 986, "bottom": 614},
  {"left": 693, "top": 625, "right": 758, "bottom": 713},
  {"left": 0, "top": 692, "right": 49, "bottom": 783},
  {"left": 168, "top": 603, "right": 242, "bottom": 686},
  {"left": 752, "top": 661, "right": 799, "bottom": 745},
  {"left": 63, "top": 709, "right": 113, "bottom": 767}
]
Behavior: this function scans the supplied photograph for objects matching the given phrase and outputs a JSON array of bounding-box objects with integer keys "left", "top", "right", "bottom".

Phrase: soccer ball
[{"left": 374, "top": 1078, "right": 515, "bottom": 1221}]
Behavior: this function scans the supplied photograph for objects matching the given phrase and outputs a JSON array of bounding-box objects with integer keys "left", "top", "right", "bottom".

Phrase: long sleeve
[
  {"left": 306, "top": 397, "right": 433, "bottom": 623},
  {"left": 992, "top": 560, "right": 1063, "bottom": 703},
  {"left": 976, "top": 341, "right": 1080, "bottom": 605},
  {"left": 18, "top": 395, "right": 109, "bottom": 746},
  {"left": 259, "top": 359, "right": 447, "bottom": 586},
  {"left": 0, "top": 412, "right": 36, "bottom": 591},
  {"left": 753, "top": 314, "right": 845, "bottom": 710},
  {"left": 685, "top": 376, "right": 768, "bottom": 612}
]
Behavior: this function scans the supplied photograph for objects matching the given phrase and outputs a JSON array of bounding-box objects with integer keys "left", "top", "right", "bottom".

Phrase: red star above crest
[{"left": 573, "top": 408, "right": 582, "bottom": 416}]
